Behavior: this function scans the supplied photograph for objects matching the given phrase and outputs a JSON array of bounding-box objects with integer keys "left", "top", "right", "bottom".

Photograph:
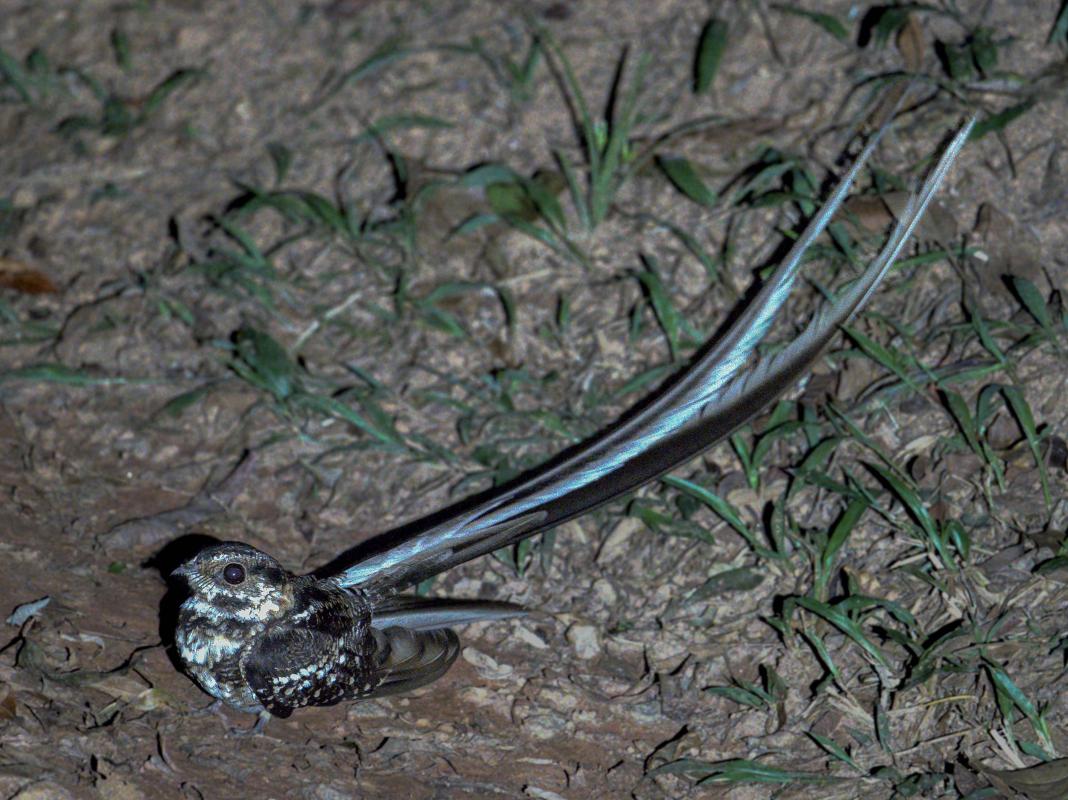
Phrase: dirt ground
[{"left": 3, "top": 1, "right": 1068, "bottom": 798}]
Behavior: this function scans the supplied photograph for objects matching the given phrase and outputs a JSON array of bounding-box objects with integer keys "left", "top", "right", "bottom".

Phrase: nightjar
[
  {"left": 173, "top": 542, "right": 516, "bottom": 731},
  {"left": 172, "top": 112, "right": 974, "bottom": 730}
]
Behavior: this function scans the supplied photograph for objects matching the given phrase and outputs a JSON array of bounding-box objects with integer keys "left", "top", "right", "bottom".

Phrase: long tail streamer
[{"left": 338, "top": 113, "right": 976, "bottom": 598}]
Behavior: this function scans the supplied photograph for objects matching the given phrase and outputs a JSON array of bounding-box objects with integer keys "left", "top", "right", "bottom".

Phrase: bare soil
[{"left": 2, "top": 1, "right": 1068, "bottom": 799}]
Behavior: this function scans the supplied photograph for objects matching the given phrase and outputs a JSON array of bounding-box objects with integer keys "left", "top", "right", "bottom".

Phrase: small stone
[
  {"left": 538, "top": 687, "right": 578, "bottom": 712},
  {"left": 592, "top": 578, "right": 617, "bottom": 606},
  {"left": 11, "top": 188, "right": 37, "bottom": 208},
  {"left": 566, "top": 624, "right": 601, "bottom": 660},
  {"left": 13, "top": 784, "right": 75, "bottom": 800},
  {"left": 461, "top": 647, "right": 514, "bottom": 680},
  {"left": 176, "top": 26, "right": 212, "bottom": 51},
  {"left": 459, "top": 686, "right": 506, "bottom": 712},
  {"left": 526, "top": 788, "right": 566, "bottom": 800},
  {"left": 521, "top": 710, "right": 570, "bottom": 740},
  {"left": 597, "top": 517, "right": 641, "bottom": 562},
  {"left": 512, "top": 624, "right": 549, "bottom": 650}
]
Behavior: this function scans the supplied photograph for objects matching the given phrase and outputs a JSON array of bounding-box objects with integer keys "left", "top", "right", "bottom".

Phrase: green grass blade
[
  {"left": 795, "top": 596, "right": 890, "bottom": 667},
  {"left": 773, "top": 4, "right": 850, "bottom": 40},
  {"left": 806, "top": 732, "right": 861, "bottom": 772},
  {"left": 0, "top": 46, "right": 33, "bottom": 102},
  {"left": 693, "top": 17, "right": 728, "bottom": 93},
  {"left": 651, "top": 757, "right": 838, "bottom": 784},
  {"left": 656, "top": 155, "right": 717, "bottom": 207},
  {"left": 632, "top": 257, "right": 682, "bottom": 360},
  {"left": 1000, "top": 384, "right": 1051, "bottom": 510},
  {"left": 816, "top": 498, "right": 867, "bottom": 600},
  {"left": 968, "top": 100, "right": 1035, "bottom": 141}
]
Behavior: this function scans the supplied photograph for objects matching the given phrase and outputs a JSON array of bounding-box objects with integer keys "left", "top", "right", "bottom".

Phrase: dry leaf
[
  {"left": 90, "top": 673, "right": 152, "bottom": 702},
  {"left": 0, "top": 688, "right": 16, "bottom": 720},
  {"left": 1025, "top": 526, "right": 1063, "bottom": 551},
  {"left": 972, "top": 204, "right": 1043, "bottom": 295},
  {"left": 840, "top": 192, "right": 956, "bottom": 242},
  {"left": 840, "top": 195, "right": 896, "bottom": 232},
  {"left": 0, "top": 257, "right": 58, "bottom": 294},
  {"left": 978, "top": 544, "right": 1030, "bottom": 579},
  {"left": 881, "top": 191, "right": 958, "bottom": 241},
  {"left": 983, "top": 758, "right": 1068, "bottom": 800},
  {"left": 897, "top": 14, "right": 926, "bottom": 72}
]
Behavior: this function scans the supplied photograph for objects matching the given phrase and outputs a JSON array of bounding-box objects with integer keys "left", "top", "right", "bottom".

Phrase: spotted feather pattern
[
  {"left": 174, "top": 110, "right": 974, "bottom": 723},
  {"left": 240, "top": 584, "right": 379, "bottom": 715},
  {"left": 174, "top": 544, "right": 465, "bottom": 718}
]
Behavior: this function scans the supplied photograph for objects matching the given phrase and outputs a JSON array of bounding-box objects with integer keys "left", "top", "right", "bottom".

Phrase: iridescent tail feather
[{"left": 336, "top": 112, "right": 976, "bottom": 601}]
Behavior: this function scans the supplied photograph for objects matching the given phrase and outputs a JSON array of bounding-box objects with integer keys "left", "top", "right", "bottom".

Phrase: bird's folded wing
[
  {"left": 336, "top": 113, "right": 975, "bottom": 598},
  {"left": 369, "top": 626, "right": 460, "bottom": 698}
]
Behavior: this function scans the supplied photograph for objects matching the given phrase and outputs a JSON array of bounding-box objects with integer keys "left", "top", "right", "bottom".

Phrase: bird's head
[{"left": 172, "top": 541, "right": 295, "bottom": 622}]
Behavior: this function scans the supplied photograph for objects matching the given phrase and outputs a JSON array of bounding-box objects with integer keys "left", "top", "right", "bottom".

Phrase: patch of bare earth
[{"left": 2, "top": 1, "right": 1068, "bottom": 798}]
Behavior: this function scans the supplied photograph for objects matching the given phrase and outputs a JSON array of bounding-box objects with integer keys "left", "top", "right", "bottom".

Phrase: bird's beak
[{"left": 171, "top": 563, "right": 192, "bottom": 580}]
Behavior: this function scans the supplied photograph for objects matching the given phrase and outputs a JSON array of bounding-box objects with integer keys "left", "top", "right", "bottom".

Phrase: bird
[{"left": 172, "top": 110, "right": 975, "bottom": 734}]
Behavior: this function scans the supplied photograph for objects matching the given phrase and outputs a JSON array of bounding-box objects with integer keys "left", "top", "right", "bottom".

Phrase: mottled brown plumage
[
  {"left": 174, "top": 543, "right": 462, "bottom": 728},
  {"left": 172, "top": 112, "right": 974, "bottom": 730}
]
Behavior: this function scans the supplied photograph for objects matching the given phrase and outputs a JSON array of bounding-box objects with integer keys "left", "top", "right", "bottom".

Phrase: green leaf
[
  {"left": 816, "top": 499, "right": 868, "bottom": 600},
  {"left": 337, "top": 40, "right": 411, "bottom": 90},
  {"left": 664, "top": 475, "right": 781, "bottom": 558},
  {"left": 652, "top": 214, "right": 719, "bottom": 279},
  {"left": 1000, "top": 384, "right": 1051, "bottom": 509},
  {"left": 141, "top": 68, "right": 202, "bottom": 121},
  {"left": 294, "top": 393, "right": 405, "bottom": 449},
  {"left": 632, "top": 258, "right": 682, "bottom": 359},
  {"left": 939, "top": 40, "right": 975, "bottom": 81},
  {"left": 361, "top": 113, "right": 454, "bottom": 140},
  {"left": 806, "top": 732, "right": 861, "bottom": 772},
  {"left": 968, "top": 101, "right": 1035, "bottom": 141},
  {"left": 1034, "top": 555, "right": 1068, "bottom": 575},
  {"left": 266, "top": 142, "right": 292, "bottom": 184},
  {"left": 1012, "top": 276, "right": 1055, "bottom": 334},
  {"left": 0, "top": 46, "right": 33, "bottom": 103},
  {"left": 843, "top": 325, "right": 923, "bottom": 395},
  {"left": 233, "top": 328, "right": 296, "bottom": 401},
  {"left": 773, "top": 5, "right": 850, "bottom": 41},
  {"left": 294, "top": 191, "right": 350, "bottom": 236},
  {"left": 449, "top": 213, "right": 500, "bottom": 238},
  {"left": 694, "top": 17, "right": 729, "bottom": 93},
  {"left": 794, "top": 596, "right": 890, "bottom": 667},
  {"left": 800, "top": 628, "right": 841, "bottom": 681},
  {"left": 656, "top": 155, "right": 717, "bottom": 207},
  {"left": 627, "top": 500, "right": 714, "bottom": 543},
  {"left": 157, "top": 385, "right": 212, "bottom": 418},
  {"left": 705, "top": 685, "right": 769, "bottom": 710},
  {"left": 651, "top": 757, "right": 837, "bottom": 784},
  {"left": 942, "top": 390, "right": 982, "bottom": 456},
  {"left": 486, "top": 181, "right": 535, "bottom": 219},
  {"left": 461, "top": 163, "right": 519, "bottom": 187},
  {"left": 986, "top": 659, "right": 1054, "bottom": 752},
  {"left": 0, "top": 363, "right": 132, "bottom": 386},
  {"left": 970, "top": 28, "right": 998, "bottom": 74},
  {"left": 874, "top": 701, "right": 893, "bottom": 753},
  {"left": 1051, "top": 1, "right": 1068, "bottom": 46},
  {"left": 686, "top": 568, "right": 764, "bottom": 603},
  {"left": 523, "top": 172, "right": 567, "bottom": 231},
  {"left": 863, "top": 462, "right": 935, "bottom": 539},
  {"left": 110, "top": 28, "right": 131, "bottom": 70},
  {"left": 867, "top": 6, "right": 911, "bottom": 46}
]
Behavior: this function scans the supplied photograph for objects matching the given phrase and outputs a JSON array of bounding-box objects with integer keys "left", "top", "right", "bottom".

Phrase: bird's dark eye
[{"left": 222, "top": 563, "right": 246, "bottom": 585}]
